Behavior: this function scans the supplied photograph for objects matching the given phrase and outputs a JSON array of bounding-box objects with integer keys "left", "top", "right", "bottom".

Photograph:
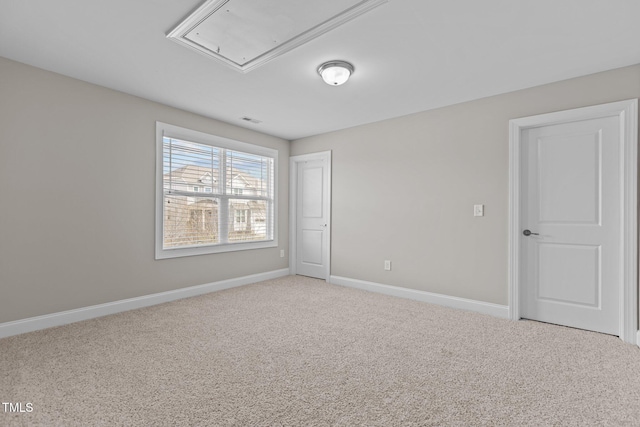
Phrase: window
[
  {"left": 235, "top": 209, "right": 247, "bottom": 223},
  {"left": 156, "top": 122, "right": 277, "bottom": 259}
]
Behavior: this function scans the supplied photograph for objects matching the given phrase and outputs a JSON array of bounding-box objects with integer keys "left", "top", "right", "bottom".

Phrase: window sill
[{"left": 155, "top": 239, "right": 277, "bottom": 260}]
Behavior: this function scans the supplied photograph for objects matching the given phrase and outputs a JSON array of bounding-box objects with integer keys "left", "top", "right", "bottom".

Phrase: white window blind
[{"left": 156, "top": 122, "right": 277, "bottom": 259}]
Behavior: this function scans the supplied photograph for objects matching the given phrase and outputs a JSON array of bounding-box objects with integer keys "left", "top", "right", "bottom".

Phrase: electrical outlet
[
  {"left": 473, "top": 204, "right": 484, "bottom": 217},
  {"left": 384, "top": 260, "right": 391, "bottom": 271},
  {"left": 280, "top": 249, "right": 285, "bottom": 258}
]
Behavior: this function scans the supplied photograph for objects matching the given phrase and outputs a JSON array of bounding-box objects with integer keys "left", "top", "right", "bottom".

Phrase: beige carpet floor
[{"left": 1, "top": 275, "right": 640, "bottom": 426}]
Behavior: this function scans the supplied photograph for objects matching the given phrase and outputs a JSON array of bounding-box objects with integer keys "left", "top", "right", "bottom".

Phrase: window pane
[
  {"left": 163, "top": 194, "right": 219, "bottom": 248},
  {"left": 163, "top": 137, "right": 220, "bottom": 194},
  {"left": 226, "top": 150, "right": 273, "bottom": 198},
  {"left": 227, "top": 199, "right": 268, "bottom": 242}
]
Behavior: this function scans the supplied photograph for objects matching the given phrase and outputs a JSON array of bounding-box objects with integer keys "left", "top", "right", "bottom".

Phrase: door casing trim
[
  {"left": 289, "top": 151, "right": 332, "bottom": 280},
  {"left": 508, "top": 99, "right": 638, "bottom": 345}
]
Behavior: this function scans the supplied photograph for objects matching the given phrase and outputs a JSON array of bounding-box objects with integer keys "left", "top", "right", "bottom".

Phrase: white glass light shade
[{"left": 317, "top": 61, "right": 354, "bottom": 86}]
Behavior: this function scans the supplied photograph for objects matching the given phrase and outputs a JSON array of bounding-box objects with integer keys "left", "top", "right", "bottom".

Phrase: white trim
[
  {"left": 330, "top": 275, "right": 509, "bottom": 319},
  {"left": 0, "top": 269, "right": 290, "bottom": 339},
  {"left": 508, "top": 99, "right": 638, "bottom": 344},
  {"left": 289, "top": 151, "right": 332, "bottom": 280},
  {"left": 637, "top": 330, "right": 640, "bottom": 348},
  {"left": 620, "top": 101, "right": 638, "bottom": 345},
  {"left": 508, "top": 116, "right": 522, "bottom": 323}
]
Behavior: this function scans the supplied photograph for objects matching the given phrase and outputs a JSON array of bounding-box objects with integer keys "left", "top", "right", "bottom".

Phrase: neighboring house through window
[{"left": 155, "top": 122, "right": 277, "bottom": 259}]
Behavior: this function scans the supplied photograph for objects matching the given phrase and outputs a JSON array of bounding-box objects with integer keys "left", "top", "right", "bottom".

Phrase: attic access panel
[{"left": 167, "top": 0, "right": 387, "bottom": 72}]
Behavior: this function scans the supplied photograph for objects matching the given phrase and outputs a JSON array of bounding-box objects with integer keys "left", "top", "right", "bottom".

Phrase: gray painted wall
[
  {"left": 0, "top": 57, "right": 289, "bottom": 323},
  {"left": 291, "top": 64, "right": 640, "bottom": 306},
  {"left": 2, "top": 55, "right": 639, "bottom": 323}
]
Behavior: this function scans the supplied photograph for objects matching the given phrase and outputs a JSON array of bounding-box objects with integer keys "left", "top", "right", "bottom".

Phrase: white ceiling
[{"left": 1, "top": 0, "right": 640, "bottom": 140}]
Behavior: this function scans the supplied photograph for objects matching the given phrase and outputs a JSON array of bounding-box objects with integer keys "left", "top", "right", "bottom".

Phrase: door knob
[{"left": 523, "top": 229, "right": 539, "bottom": 236}]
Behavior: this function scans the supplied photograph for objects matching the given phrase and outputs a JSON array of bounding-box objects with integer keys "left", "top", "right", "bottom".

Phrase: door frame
[
  {"left": 508, "top": 99, "right": 638, "bottom": 344},
  {"left": 289, "top": 151, "right": 332, "bottom": 280}
]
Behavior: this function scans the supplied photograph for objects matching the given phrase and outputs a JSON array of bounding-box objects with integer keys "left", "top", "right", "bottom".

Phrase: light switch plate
[{"left": 474, "top": 204, "right": 484, "bottom": 217}]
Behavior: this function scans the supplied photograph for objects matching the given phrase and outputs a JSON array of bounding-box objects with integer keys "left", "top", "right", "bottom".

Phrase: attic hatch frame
[{"left": 166, "top": 0, "right": 387, "bottom": 73}]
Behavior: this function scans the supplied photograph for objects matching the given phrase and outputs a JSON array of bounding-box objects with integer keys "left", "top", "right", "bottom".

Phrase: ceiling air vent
[{"left": 167, "top": 0, "right": 387, "bottom": 72}]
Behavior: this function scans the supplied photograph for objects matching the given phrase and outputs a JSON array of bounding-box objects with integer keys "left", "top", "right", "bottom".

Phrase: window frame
[{"left": 155, "top": 121, "right": 278, "bottom": 259}]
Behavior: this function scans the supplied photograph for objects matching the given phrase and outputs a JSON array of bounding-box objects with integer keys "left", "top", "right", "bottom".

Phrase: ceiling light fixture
[{"left": 317, "top": 61, "right": 354, "bottom": 86}]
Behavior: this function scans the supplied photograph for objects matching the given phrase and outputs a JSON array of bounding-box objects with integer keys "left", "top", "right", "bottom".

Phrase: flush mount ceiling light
[{"left": 317, "top": 61, "right": 354, "bottom": 86}]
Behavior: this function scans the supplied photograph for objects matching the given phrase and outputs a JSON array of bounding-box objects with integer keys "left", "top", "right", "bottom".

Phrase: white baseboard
[
  {"left": 330, "top": 275, "right": 509, "bottom": 319},
  {"left": 0, "top": 268, "right": 290, "bottom": 339},
  {"left": 637, "top": 330, "right": 640, "bottom": 348}
]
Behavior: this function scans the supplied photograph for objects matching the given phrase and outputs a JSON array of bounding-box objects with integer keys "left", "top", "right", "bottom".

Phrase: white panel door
[
  {"left": 521, "top": 116, "right": 621, "bottom": 335},
  {"left": 296, "top": 157, "right": 329, "bottom": 279}
]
